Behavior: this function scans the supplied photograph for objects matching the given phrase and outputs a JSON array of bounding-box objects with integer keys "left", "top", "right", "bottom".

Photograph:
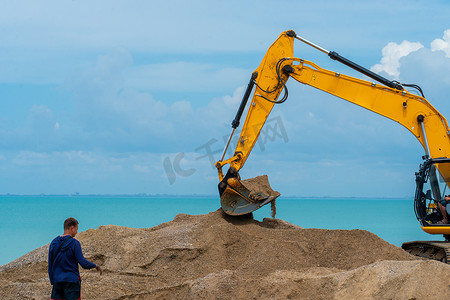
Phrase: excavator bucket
[{"left": 220, "top": 175, "right": 280, "bottom": 216}]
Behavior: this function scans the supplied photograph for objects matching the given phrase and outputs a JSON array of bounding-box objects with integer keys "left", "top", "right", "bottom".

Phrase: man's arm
[
  {"left": 47, "top": 244, "right": 54, "bottom": 282},
  {"left": 73, "top": 239, "right": 98, "bottom": 270}
]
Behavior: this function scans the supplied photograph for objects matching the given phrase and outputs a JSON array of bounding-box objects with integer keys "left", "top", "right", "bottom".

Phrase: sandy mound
[
  {"left": 242, "top": 175, "right": 280, "bottom": 198},
  {"left": 1, "top": 210, "right": 449, "bottom": 299}
]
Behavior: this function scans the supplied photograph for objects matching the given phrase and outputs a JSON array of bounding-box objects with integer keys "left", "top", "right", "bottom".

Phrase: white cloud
[
  {"left": 0, "top": 44, "right": 248, "bottom": 154},
  {"left": 57, "top": 47, "right": 250, "bottom": 153},
  {"left": 124, "top": 62, "right": 248, "bottom": 93},
  {"left": 371, "top": 41, "right": 423, "bottom": 78},
  {"left": 431, "top": 29, "right": 450, "bottom": 57},
  {"left": 2, "top": 150, "right": 170, "bottom": 193},
  {"left": 134, "top": 164, "right": 150, "bottom": 173}
]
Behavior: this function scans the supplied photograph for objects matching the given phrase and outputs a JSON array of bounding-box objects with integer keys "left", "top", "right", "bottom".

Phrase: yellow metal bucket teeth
[{"left": 220, "top": 175, "right": 280, "bottom": 216}]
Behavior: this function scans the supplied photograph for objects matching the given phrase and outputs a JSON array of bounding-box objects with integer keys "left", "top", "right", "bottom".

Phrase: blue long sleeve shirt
[{"left": 48, "top": 235, "right": 96, "bottom": 284}]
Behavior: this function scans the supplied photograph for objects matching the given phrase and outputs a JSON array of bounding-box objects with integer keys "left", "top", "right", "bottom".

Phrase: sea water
[{"left": 0, "top": 195, "right": 437, "bottom": 266}]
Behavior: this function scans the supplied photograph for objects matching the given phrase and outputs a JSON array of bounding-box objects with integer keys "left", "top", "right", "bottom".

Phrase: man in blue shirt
[{"left": 48, "top": 217, "right": 103, "bottom": 300}]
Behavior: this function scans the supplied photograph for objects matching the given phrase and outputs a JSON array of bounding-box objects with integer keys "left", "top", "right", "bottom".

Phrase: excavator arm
[
  {"left": 216, "top": 31, "right": 295, "bottom": 178},
  {"left": 215, "top": 31, "right": 295, "bottom": 215},
  {"left": 216, "top": 31, "right": 450, "bottom": 242}
]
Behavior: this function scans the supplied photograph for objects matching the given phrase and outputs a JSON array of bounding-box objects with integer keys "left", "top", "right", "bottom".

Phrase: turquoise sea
[{"left": 0, "top": 195, "right": 438, "bottom": 266}]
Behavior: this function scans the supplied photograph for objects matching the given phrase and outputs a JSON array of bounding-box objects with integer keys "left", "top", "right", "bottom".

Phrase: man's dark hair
[{"left": 64, "top": 217, "right": 79, "bottom": 230}]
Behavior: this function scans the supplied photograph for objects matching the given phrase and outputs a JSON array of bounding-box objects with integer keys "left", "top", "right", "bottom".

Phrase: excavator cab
[
  {"left": 414, "top": 158, "right": 450, "bottom": 233},
  {"left": 403, "top": 158, "right": 450, "bottom": 262}
]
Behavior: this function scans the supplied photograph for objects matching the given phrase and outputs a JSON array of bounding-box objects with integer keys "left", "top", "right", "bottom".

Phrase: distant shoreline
[{"left": 0, "top": 194, "right": 413, "bottom": 200}]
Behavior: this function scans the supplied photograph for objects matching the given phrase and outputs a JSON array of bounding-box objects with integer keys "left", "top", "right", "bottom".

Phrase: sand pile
[
  {"left": 1, "top": 210, "right": 449, "bottom": 299},
  {"left": 242, "top": 175, "right": 280, "bottom": 199}
]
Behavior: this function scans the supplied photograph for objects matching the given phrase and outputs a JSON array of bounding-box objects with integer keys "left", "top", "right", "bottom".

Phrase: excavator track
[{"left": 402, "top": 241, "right": 450, "bottom": 263}]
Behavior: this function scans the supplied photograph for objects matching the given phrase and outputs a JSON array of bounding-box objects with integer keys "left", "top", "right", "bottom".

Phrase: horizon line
[{"left": 0, "top": 193, "right": 413, "bottom": 199}]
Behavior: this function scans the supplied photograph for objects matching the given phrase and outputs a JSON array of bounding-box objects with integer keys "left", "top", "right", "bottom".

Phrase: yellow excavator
[{"left": 215, "top": 30, "right": 450, "bottom": 263}]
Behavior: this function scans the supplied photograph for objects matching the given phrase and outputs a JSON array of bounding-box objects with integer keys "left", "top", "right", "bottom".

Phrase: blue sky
[{"left": 1, "top": 0, "right": 450, "bottom": 197}]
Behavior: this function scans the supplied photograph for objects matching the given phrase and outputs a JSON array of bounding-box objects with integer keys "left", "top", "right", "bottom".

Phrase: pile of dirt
[
  {"left": 242, "top": 175, "right": 279, "bottom": 216},
  {"left": 1, "top": 210, "right": 449, "bottom": 299},
  {"left": 242, "top": 175, "right": 280, "bottom": 198}
]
